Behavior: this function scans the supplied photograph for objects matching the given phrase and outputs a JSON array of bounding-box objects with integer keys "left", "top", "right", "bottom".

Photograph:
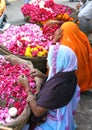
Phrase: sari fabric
[
  {"left": 60, "top": 21, "right": 92, "bottom": 92},
  {"left": 34, "top": 45, "right": 80, "bottom": 130},
  {"left": 37, "top": 71, "right": 77, "bottom": 109}
]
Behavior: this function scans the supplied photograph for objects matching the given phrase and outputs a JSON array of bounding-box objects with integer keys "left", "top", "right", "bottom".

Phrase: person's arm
[
  {"left": 52, "top": 28, "right": 63, "bottom": 45},
  {"left": 18, "top": 73, "right": 48, "bottom": 117},
  {"left": 30, "top": 68, "right": 46, "bottom": 80},
  {"left": 45, "top": 19, "right": 61, "bottom": 26},
  {"left": 30, "top": 68, "right": 47, "bottom": 94},
  {"left": 26, "top": 93, "right": 48, "bottom": 117}
]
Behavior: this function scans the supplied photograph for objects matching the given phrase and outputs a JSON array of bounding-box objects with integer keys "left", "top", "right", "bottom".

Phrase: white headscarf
[{"left": 47, "top": 45, "right": 78, "bottom": 80}]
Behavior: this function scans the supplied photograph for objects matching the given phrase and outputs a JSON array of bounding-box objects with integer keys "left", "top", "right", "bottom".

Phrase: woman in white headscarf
[{"left": 18, "top": 44, "right": 80, "bottom": 130}]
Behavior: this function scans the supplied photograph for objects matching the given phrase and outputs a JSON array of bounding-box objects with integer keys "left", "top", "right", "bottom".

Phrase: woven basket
[{"left": 0, "top": 45, "right": 47, "bottom": 74}]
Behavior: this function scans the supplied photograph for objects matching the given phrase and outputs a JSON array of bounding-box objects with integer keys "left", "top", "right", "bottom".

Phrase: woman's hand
[
  {"left": 31, "top": 68, "right": 46, "bottom": 79},
  {"left": 45, "top": 20, "right": 61, "bottom": 25},
  {"left": 18, "top": 74, "right": 30, "bottom": 93},
  {"left": 52, "top": 28, "right": 63, "bottom": 45}
]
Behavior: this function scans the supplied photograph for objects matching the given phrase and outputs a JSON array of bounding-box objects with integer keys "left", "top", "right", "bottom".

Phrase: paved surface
[
  {"left": 6, "top": 0, "right": 26, "bottom": 25},
  {"left": 2, "top": 0, "right": 92, "bottom": 130}
]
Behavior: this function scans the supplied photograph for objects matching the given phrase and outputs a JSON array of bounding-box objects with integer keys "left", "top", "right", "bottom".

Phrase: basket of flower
[
  {"left": 0, "top": 44, "right": 47, "bottom": 73},
  {"left": 0, "top": 54, "right": 43, "bottom": 130},
  {"left": 0, "top": 23, "right": 51, "bottom": 73},
  {"left": 21, "top": 0, "right": 76, "bottom": 26}
]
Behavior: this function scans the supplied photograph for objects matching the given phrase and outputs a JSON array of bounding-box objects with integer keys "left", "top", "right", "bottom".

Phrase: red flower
[{"left": 14, "top": 102, "right": 20, "bottom": 109}]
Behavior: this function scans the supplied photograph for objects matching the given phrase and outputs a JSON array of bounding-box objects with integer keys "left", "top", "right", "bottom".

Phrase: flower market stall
[
  {"left": 0, "top": 0, "right": 77, "bottom": 74},
  {"left": 0, "top": 1, "right": 79, "bottom": 129},
  {"left": 0, "top": 54, "right": 43, "bottom": 130},
  {"left": 0, "top": 23, "right": 52, "bottom": 73},
  {"left": 21, "top": 0, "right": 75, "bottom": 26}
]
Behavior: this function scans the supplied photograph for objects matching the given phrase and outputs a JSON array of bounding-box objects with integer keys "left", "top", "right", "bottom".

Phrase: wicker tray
[{"left": 0, "top": 45, "right": 47, "bottom": 74}]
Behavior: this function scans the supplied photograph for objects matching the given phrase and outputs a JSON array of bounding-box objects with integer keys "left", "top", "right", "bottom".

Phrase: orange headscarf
[{"left": 60, "top": 21, "right": 92, "bottom": 92}]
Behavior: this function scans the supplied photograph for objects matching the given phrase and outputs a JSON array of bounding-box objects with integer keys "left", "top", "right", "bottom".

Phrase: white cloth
[
  {"left": 78, "top": 1, "right": 92, "bottom": 19},
  {"left": 47, "top": 45, "right": 78, "bottom": 79}
]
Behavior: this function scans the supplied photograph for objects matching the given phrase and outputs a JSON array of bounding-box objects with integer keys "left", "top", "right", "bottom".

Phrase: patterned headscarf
[{"left": 47, "top": 45, "right": 78, "bottom": 80}]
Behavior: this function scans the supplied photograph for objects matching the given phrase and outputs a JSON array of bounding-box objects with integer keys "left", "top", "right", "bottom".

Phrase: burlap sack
[
  {"left": 5, "top": 55, "right": 43, "bottom": 92},
  {"left": 1, "top": 104, "right": 31, "bottom": 129},
  {"left": 0, "top": 55, "right": 43, "bottom": 129}
]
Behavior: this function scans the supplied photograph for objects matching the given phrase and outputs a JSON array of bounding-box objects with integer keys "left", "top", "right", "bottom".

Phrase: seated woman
[
  {"left": 18, "top": 44, "right": 80, "bottom": 130},
  {"left": 52, "top": 21, "right": 92, "bottom": 92}
]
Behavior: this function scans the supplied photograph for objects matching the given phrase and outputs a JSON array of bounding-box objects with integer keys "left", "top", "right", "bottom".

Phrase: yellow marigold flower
[
  {"left": 62, "top": 13, "right": 70, "bottom": 20},
  {"left": 43, "top": 49, "right": 48, "bottom": 55},
  {"left": 56, "top": 14, "right": 63, "bottom": 20},
  {"left": 25, "top": 46, "right": 32, "bottom": 58},
  {"left": 37, "top": 52, "right": 45, "bottom": 57},
  {"left": 33, "top": 48, "right": 38, "bottom": 51}
]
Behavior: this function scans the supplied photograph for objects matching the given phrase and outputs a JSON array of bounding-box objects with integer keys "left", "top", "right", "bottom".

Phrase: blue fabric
[
  {"left": 35, "top": 86, "right": 80, "bottom": 130},
  {"left": 22, "top": 45, "right": 80, "bottom": 130},
  {"left": 34, "top": 45, "right": 80, "bottom": 130}
]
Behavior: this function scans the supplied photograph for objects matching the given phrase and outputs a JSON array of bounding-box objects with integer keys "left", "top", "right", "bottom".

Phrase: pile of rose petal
[
  {"left": 42, "top": 24, "right": 60, "bottom": 40},
  {"left": 0, "top": 55, "right": 36, "bottom": 124},
  {"left": 21, "top": 0, "right": 73, "bottom": 25},
  {"left": 0, "top": 23, "right": 51, "bottom": 57}
]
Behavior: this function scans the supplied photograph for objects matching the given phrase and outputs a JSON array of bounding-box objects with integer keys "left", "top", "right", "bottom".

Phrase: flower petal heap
[
  {"left": 0, "top": 23, "right": 51, "bottom": 57},
  {"left": 0, "top": 55, "right": 36, "bottom": 123},
  {"left": 21, "top": 0, "right": 73, "bottom": 25},
  {"left": 42, "top": 24, "right": 60, "bottom": 40}
]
